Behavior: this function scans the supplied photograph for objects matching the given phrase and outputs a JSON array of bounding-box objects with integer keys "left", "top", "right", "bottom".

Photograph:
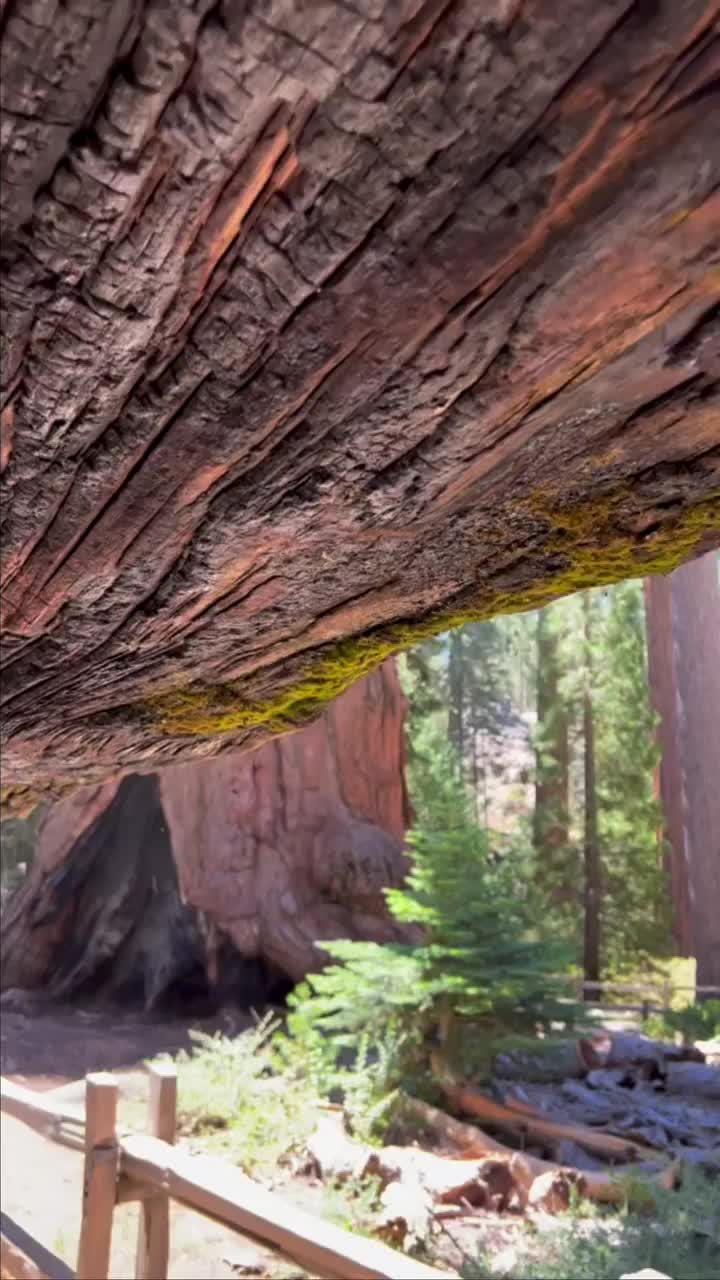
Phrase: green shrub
[
  {"left": 643, "top": 1000, "right": 720, "bottom": 1044},
  {"left": 461, "top": 1168, "right": 719, "bottom": 1280},
  {"left": 153, "top": 1013, "right": 318, "bottom": 1176},
  {"left": 283, "top": 824, "right": 581, "bottom": 1120},
  {"left": 321, "top": 1172, "right": 383, "bottom": 1235}
]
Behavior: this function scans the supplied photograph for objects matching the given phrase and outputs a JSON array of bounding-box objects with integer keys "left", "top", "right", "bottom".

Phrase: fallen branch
[
  {"left": 398, "top": 1096, "right": 679, "bottom": 1209},
  {"left": 306, "top": 1111, "right": 528, "bottom": 1213},
  {"left": 441, "top": 1079, "right": 660, "bottom": 1163},
  {"left": 664, "top": 1062, "right": 720, "bottom": 1099},
  {"left": 493, "top": 1032, "right": 703, "bottom": 1083}
]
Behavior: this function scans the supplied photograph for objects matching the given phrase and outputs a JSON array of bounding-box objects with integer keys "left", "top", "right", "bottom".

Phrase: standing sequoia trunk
[
  {"left": 0, "top": 661, "right": 412, "bottom": 1005},
  {"left": 582, "top": 593, "right": 601, "bottom": 986},
  {"left": 669, "top": 554, "right": 720, "bottom": 990},
  {"left": 533, "top": 608, "right": 570, "bottom": 905},
  {"left": 1, "top": 1, "right": 719, "bottom": 803},
  {"left": 644, "top": 575, "right": 691, "bottom": 955}
]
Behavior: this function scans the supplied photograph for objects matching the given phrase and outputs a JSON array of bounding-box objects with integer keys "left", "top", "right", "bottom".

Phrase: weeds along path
[{"left": 0, "top": 1001, "right": 285, "bottom": 1279}]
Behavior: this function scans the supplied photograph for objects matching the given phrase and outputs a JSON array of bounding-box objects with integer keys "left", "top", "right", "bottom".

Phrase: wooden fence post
[
  {"left": 76, "top": 1073, "right": 119, "bottom": 1280},
  {"left": 135, "top": 1063, "right": 177, "bottom": 1280}
]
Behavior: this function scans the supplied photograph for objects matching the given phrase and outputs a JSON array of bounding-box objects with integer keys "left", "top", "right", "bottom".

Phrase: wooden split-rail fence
[
  {"left": 572, "top": 980, "right": 720, "bottom": 1019},
  {"left": 0, "top": 1068, "right": 454, "bottom": 1280}
]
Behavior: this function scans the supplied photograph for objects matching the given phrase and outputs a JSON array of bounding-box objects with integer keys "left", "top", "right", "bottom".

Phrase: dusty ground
[
  {"left": 1, "top": 998, "right": 521, "bottom": 1279},
  {"left": 0, "top": 999, "right": 302, "bottom": 1279}
]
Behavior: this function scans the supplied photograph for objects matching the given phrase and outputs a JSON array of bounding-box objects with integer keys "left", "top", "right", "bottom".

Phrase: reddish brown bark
[
  {"left": 0, "top": 661, "right": 411, "bottom": 1002},
  {"left": 643, "top": 576, "right": 691, "bottom": 955},
  {"left": 0, "top": 2, "right": 718, "bottom": 798},
  {"left": 670, "top": 553, "right": 720, "bottom": 989}
]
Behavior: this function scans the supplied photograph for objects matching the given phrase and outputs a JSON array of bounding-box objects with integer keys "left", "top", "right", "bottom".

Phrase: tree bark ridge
[{"left": 1, "top": 1, "right": 718, "bottom": 794}]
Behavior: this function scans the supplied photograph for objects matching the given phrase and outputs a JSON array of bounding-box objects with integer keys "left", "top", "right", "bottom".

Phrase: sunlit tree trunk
[
  {"left": 534, "top": 609, "right": 571, "bottom": 904},
  {"left": 582, "top": 594, "right": 601, "bottom": 986},
  {"left": 643, "top": 576, "right": 691, "bottom": 955},
  {"left": 670, "top": 554, "right": 720, "bottom": 990}
]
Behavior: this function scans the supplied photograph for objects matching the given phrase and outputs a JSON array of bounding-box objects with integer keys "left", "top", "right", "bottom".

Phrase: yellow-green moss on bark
[{"left": 147, "top": 494, "right": 719, "bottom": 738}]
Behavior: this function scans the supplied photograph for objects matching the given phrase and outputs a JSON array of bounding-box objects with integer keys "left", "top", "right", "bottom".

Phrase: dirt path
[
  {"left": 0, "top": 997, "right": 517, "bottom": 1278},
  {"left": 0, "top": 1000, "right": 296, "bottom": 1279}
]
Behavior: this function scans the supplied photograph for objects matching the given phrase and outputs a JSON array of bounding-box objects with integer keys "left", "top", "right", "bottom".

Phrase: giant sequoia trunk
[
  {"left": 0, "top": 661, "right": 412, "bottom": 1005},
  {"left": 669, "top": 554, "right": 720, "bottom": 990},
  {"left": 643, "top": 574, "right": 691, "bottom": 955},
  {"left": 1, "top": 1, "right": 718, "bottom": 807},
  {"left": 644, "top": 551, "right": 720, "bottom": 987}
]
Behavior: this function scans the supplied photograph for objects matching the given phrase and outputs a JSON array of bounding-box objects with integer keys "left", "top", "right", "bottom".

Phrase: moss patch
[
  {"left": 0, "top": 780, "right": 74, "bottom": 820},
  {"left": 148, "top": 493, "right": 719, "bottom": 738}
]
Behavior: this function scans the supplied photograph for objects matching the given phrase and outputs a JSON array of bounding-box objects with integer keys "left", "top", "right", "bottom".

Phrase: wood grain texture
[
  {"left": 1, "top": 0, "right": 719, "bottom": 793},
  {"left": 134, "top": 1065, "right": 176, "bottom": 1280},
  {"left": 119, "top": 1133, "right": 455, "bottom": 1280},
  {"left": 75, "top": 1074, "right": 118, "bottom": 1280},
  {"left": 0, "top": 662, "right": 412, "bottom": 994}
]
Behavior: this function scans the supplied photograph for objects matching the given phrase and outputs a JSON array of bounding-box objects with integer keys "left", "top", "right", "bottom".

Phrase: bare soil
[
  {"left": 0, "top": 1000, "right": 296, "bottom": 1279},
  {"left": 0, "top": 998, "right": 528, "bottom": 1278}
]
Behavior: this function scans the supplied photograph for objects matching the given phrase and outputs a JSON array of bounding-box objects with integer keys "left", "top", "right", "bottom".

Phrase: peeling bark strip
[{"left": 1, "top": 1, "right": 719, "bottom": 792}]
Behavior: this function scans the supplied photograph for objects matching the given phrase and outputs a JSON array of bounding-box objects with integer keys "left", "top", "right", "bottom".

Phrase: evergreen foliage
[
  {"left": 530, "top": 581, "right": 670, "bottom": 973},
  {"left": 595, "top": 580, "right": 672, "bottom": 970},
  {"left": 286, "top": 574, "right": 678, "bottom": 1115},
  {"left": 286, "top": 783, "right": 578, "bottom": 1113}
]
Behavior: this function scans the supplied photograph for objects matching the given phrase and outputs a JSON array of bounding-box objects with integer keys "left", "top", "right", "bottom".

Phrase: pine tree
[
  {"left": 462, "top": 620, "right": 513, "bottom": 827},
  {"left": 399, "top": 639, "right": 459, "bottom": 831},
  {"left": 533, "top": 604, "right": 571, "bottom": 905},
  {"left": 285, "top": 809, "right": 576, "bottom": 1095},
  {"left": 530, "top": 582, "right": 670, "bottom": 977},
  {"left": 594, "top": 580, "right": 671, "bottom": 973}
]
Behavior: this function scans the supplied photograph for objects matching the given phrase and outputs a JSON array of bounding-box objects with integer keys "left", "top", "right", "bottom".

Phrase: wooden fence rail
[
  {"left": 0, "top": 1213, "right": 74, "bottom": 1280},
  {"left": 0, "top": 1070, "right": 454, "bottom": 1280},
  {"left": 571, "top": 979, "right": 720, "bottom": 1017},
  {"left": 3, "top": 980, "right": 716, "bottom": 1278}
]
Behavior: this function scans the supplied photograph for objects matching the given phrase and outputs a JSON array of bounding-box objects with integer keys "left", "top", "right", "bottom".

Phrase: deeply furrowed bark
[
  {"left": 0, "top": 661, "right": 412, "bottom": 1000},
  {"left": 1, "top": 0, "right": 719, "bottom": 799}
]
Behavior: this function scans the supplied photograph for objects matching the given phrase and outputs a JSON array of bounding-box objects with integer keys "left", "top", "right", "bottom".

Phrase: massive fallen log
[
  {"left": 664, "top": 1061, "right": 720, "bottom": 1100},
  {"left": 1, "top": 1, "right": 719, "bottom": 796},
  {"left": 310, "top": 1099, "right": 679, "bottom": 1214},
  {"left": 440, "top": 1080, "right": 660, "bottom": 1163}
]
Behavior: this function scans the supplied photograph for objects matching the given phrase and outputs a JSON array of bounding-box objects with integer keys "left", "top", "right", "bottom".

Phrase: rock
[
  {"left": 673, "top": 1146, "right": 720, "bottom": 1173},
  {"left": 555, "top": 1140, "right": 607, "bottom": 1172},
  {"left": 619, "top": 1270, "right": 672, "bottom": 1279},
  {"left": 376, "top": 1181, "right": 432, "bottom": 1248},
  {"left": 665, "top": 1062, "right": 720, "bottom": 1100},
  {"left": 488, "top": 1246, "right": 519, "bottom": 1278},
  {"left": 0, "top": 988, "right": 47, "bottom": 1014},
  {"left": 528, "top": 1169, "right": 587, "bottom": 1214},
  {"left": 586, "top": 1069, "right": 629, "bottom": 1089},
  {"left": 222, "top": 1242, "right": 269, "bottom": 1275}
]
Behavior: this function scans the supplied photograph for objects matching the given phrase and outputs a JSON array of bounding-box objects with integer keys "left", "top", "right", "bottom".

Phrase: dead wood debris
[{"left": 303, "top": 1030, "right": 718, "bottom": 1244}]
